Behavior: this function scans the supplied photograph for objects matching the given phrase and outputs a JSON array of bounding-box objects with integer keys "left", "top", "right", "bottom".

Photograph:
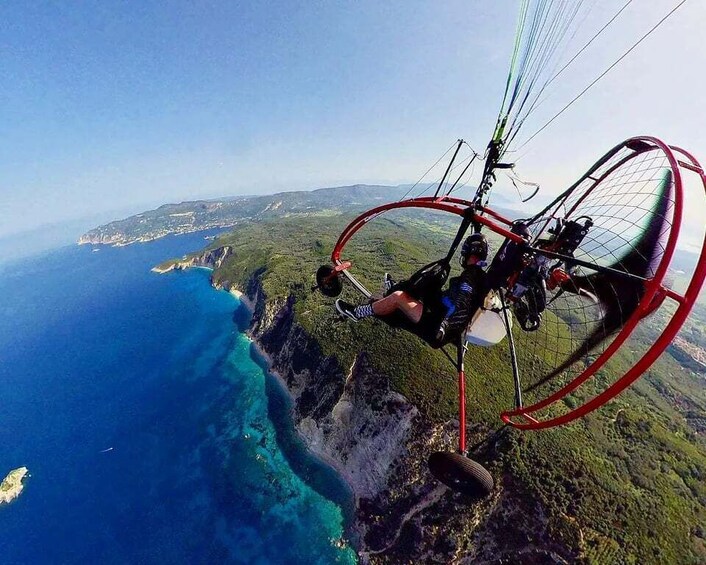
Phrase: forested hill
[{"left": 78, "top": 184, "right": 418, "bottom": 246}]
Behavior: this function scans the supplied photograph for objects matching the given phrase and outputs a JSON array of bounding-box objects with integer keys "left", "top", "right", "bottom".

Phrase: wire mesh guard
[{"left": 501, "top": 137, "right": 706, "bottom": 429}]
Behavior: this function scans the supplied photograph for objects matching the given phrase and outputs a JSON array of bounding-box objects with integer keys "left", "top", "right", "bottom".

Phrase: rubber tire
[
  {"left": 316, "top": 265, "right": 343, "bottom": 297},
  {"left": 428, "top": 451, "right": 494, "bottom": 497}
]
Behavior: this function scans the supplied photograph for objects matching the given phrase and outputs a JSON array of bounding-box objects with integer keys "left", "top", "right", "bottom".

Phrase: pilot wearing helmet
[{"left": 335, "top": 233, "right": 489, "bottom": 347}]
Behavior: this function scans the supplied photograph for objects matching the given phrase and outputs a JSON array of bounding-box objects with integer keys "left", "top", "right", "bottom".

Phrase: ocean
[{"left": 0, "top": 231, "right": 356, "bottom": 564}]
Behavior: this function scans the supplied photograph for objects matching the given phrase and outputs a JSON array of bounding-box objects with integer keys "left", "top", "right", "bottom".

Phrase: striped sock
[{"left": 353, "top": 304, "right": 375, "bottom": 319}]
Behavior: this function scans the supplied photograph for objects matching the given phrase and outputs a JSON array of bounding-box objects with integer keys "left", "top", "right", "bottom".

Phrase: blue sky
[{"left": 1, "top": 0, "right": 704, "bottom": 239}]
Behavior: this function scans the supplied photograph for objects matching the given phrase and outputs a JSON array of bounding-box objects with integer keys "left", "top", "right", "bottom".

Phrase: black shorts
[
  {"left": 388, "top": 271, "right": 447, "bottom": 347},
  {"left": 415, "top": 295, "right": 446, "bottom": 347}
]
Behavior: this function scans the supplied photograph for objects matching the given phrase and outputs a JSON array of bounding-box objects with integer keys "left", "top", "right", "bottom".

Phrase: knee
[{"left": 391, "top": 290, "right": 407, "bottom": 303}]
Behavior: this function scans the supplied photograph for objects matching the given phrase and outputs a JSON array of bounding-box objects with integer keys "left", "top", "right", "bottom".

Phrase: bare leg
[{"left": 371, "top": 290, "right": 423, "bottom": 323}]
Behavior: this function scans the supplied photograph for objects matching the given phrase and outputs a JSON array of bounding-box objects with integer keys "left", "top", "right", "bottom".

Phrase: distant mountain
[{"left": 78, "top": 184, "right": 416, "bottom": 246}]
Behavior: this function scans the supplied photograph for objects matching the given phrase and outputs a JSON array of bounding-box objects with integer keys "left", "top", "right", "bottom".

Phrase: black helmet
[{"left": 461, "top": 233, "right": 488, "bottom": 264}]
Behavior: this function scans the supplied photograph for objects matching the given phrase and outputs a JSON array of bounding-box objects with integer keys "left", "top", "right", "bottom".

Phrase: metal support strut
[
  {"left": 499, "top": 288, "right": 523, "bottom": 410},
  {"left": 457, "top": 336, "right": 468, "bottom": 454},
  {"left": 434, "top": 139, "right": 464, "bottom": 199}
]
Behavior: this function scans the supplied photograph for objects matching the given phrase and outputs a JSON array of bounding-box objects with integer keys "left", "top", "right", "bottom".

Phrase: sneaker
[
  {"left": 383, "top": 273, "right": 396, "bottom": 294},
  {"left": 335, "top": 299, "right": 360, "bottom": 322}
]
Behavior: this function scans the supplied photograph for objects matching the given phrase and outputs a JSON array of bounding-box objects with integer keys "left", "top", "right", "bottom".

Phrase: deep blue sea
[{"left": 0, "top": 231, "right": 355, "bottom": 564}]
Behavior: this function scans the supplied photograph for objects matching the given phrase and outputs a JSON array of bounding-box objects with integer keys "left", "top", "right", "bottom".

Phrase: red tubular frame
[{"left": 331, "top": 197, "right": 524, "bottom": 264}]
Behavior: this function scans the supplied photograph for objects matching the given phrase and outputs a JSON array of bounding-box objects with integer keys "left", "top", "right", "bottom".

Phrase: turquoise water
[{"left": 0, "top": 232, "right": 355, "bottom": 564}]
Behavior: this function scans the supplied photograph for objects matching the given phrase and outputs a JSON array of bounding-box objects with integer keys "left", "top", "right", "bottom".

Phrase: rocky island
[{"left": 0, "top": 467, "right": 29, "bottom": 505}]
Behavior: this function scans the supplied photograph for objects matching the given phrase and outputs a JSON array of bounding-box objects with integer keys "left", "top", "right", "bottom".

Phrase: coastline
[
  {"left": 245, "top": 330, "right": 360, "bottom": 550},
  {"left": 78, "top": 223, "right": 238, "bottom": 248},
  {"left": 229, "top": 288, "right": 255, "bottom": 313},
  {"left": 154, "top": 258, "right": 359, "bottom": 544},
  {"left": 246, "top": 332, "right": 357, "bottom": 495},
  {"left": 227, "top": 281, "right": 356, "bottom": 493}
]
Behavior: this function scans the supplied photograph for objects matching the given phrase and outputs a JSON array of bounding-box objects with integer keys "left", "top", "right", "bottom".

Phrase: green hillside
[{"left": 173, "top": 214, "right": 705, "bottom": 563}]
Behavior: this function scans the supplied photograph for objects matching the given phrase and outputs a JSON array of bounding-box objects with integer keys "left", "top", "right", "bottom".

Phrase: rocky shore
[
  {"left": 0, "top": 467, "right": 29, "bottom": 505},
  {"left": 151, "top": 246, "right": 233, "bottom": 274}
]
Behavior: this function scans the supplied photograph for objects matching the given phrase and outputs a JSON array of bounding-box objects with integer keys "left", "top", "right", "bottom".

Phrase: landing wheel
[
  {"left": 315, "top": 265, "right": 343, "bottom": 297},
  {"left": 428, "top": 451, "right": 494, "bottom": 497}
]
